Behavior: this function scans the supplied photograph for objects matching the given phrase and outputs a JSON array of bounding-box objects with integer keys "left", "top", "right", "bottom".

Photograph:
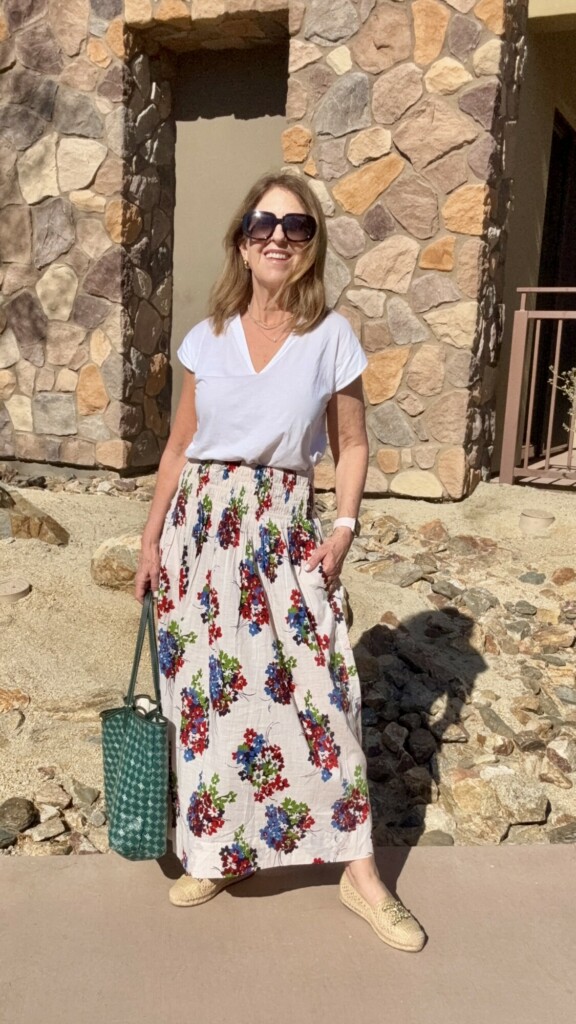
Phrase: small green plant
[{"left": 549, "top": 365, "right": 576, "bottom": 436}]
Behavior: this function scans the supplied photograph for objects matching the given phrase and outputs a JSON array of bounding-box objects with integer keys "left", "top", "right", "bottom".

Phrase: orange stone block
[
  {"left": 419, "top": 236, "right": 455, "bottom": 271},
  {"left": 474, "top": 0, "right": 505, "bottom": 36},
  {"left": 363, "top": 347, "right": 409, "bottom": 405},
  {"left": 332, "top": 153, "right": 404, "bottom": 215},
  {"left": 281, "top": 125, "right": 312, "bottom": 164},
  {"left": 155, "top": 0, "right": 191, "bottom": 22},
  {"left": 442, "top": 184, "right": 490, "bottom": 236},
  {"left": 377, "top": 448, "right": 400, "bottom": 474},
  {"left": 413, "top": 0, "right": 450, "bottom": 66},
  {"left": 86, "top": 38, "right": 111, "bottom": 68},
  {"left": 106, "top": 18, "right": 129, "bottom": 59}
]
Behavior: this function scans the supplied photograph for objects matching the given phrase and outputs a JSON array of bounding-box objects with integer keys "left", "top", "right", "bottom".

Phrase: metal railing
[{"left": 500, "top": 287, "right": 576, "bottom": 485}]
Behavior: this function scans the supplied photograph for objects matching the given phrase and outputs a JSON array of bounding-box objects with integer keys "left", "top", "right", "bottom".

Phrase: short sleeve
[
  {"left": 334, "top": 318, "right": 368, "bottom": 392},
  {"left": 177, "top": 321, "right": 206, "bottom": 374}
]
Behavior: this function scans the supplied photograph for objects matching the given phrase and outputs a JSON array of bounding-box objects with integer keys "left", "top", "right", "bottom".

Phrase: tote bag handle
[{"left": 124, "top": 590, "right": 162, "bottom": 709}]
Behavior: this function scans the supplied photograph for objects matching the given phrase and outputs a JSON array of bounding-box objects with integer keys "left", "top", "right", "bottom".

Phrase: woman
[{"left": 135, "top": 171, "right": 425, "bottom": 952}]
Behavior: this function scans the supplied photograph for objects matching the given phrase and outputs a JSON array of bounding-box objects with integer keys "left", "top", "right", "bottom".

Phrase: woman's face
[{"left": 239, "top": 186, "right": 310, "bottom": 294}]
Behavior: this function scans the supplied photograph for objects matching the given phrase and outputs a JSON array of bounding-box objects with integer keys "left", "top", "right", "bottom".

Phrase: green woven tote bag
[{"left": 100, "top": 592, "right": 169, "bottom": 861}]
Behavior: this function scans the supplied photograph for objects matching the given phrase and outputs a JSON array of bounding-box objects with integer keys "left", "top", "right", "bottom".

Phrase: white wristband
[{"left": 333, "top": 517, "right": 356, "bottom": 533}]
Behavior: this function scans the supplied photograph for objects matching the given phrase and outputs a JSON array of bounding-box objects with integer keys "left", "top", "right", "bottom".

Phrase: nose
[{"left": 270, "top": 220, "right": 288, "bottom": 244}]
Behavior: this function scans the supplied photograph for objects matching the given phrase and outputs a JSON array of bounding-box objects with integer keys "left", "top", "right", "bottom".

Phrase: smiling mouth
[{"left": 264, "top": 251, "right": 291, "bottom": 261}]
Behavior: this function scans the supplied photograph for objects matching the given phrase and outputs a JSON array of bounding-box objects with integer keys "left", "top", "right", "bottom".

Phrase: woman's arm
[
  {"left": 304, "top": 376, "right": 368, "bottom": 590},
  {"left": 134, "top": 370, "right": 198, "bottom": 601}
]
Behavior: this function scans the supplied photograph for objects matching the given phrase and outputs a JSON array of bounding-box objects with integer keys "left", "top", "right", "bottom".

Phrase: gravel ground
[{"left": 1, "top": 479, "right": 575, "bottom": 804}]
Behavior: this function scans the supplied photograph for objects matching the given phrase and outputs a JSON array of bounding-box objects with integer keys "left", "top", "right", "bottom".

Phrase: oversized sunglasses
[{"left": 241, "top": 210, "right": 317, "bottom": 243}]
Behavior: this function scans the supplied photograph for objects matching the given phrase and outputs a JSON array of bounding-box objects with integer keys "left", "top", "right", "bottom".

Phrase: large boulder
[{"left": 90, "top": 533, "right": 141, "bottom": 591}]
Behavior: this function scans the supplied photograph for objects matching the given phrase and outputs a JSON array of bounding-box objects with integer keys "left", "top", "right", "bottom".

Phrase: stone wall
[{"left": 0, "top": 0, "right": 528, "bottom": 496}]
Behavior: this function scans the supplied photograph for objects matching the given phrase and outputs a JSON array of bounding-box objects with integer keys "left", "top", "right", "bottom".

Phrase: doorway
[
  {"left": 530, "top": 109, "right": 576, "bottom": 456},
  {"left": 170, "top": 45, "right": 288, "bottom": 416}
]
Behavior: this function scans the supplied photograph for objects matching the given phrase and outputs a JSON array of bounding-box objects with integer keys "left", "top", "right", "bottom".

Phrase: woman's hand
[
  {"left": 303, "top": 527, "right": 354, "bottom": 593},
  {"left": 135, "top": 537, "right": 161, "bottom": 604}
]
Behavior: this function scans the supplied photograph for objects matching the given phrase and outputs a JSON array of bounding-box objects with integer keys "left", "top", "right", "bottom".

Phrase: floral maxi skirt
[{"left": 158, "top": 460, "right": 374, "bottom": 878}]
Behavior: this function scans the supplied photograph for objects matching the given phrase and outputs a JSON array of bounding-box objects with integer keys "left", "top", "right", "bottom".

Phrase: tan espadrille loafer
[
  {"left": 339, "top": 873, "right": 426, "bottom": 952},
  {"left": 169, "top": 874, "right": 249, "bottom": 907}
]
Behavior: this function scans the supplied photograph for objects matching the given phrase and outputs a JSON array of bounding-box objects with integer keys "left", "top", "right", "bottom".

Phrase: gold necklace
[{"left": 246, "top": 307, "right": 294, "bottom": 344}]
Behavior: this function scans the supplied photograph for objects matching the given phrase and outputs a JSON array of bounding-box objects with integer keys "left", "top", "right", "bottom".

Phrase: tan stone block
[
  {"left": 56, "top": 368, "right": 78, "bottom": 392},
  {"left": 46, "top": 322, "right": 86, "bottom": 365},
  {"left": 377, "top": 448, "right": 400, "bottom": 475},
  {"left": 95, "top": 439, "right": 131, "bottom": 469},
  {"left": 425, "top": 391, "right": 468, "bottom": 443},
  {"left": 419, "top": 236, "right": 455, "bottom": 271},
  {"left": 104, "top": 198, "right": 143, "bottom": 244},
  {"left": 6, "top": 395, "right": 33, "bottom": 432},
  {"left": 0, "top": 369, "right": 16, "bottom": 402},
  {"left": 289, "top": 40, "right": 322, "bottom": 73},
  {"left": 363, "top": 348, "right": 409, "bottom": 405},
  {"left": 77, "top": 218, "right": 112, "bottom": 260},
  {"left": 105, "top": 19, "right": 128, "bottom": 59},
  {"left": 77, "top": 364, "right": 109, "bottom": 415},
  {"left": 289, "top": 0, "right": 306, "bottom": 35},
  {"left": 57, "top": 138, "right": 107, "bottom": 192},
  {"left": 49, "top": 0, "right": 89, "bottom": 57},
  {"left": 145, "top": 353, "right": 169, "bottom": 397},
  {"left": 363, "top": 320, "right": 392, "bottom": 352},
  {"left": 351, "top": 3, "right": 411, "bottom": 74},
  {"left": 406, "top": 343, "right": 445, "bottom": 396},
  {"left": 365, "top": 465, "right": 389, "bottom": 493},
  {"left": 326, "top": 45, "right": 352, "bottom": 75},
  {"left": 425, "top": 57, "right": 472, "bottom": 94},
  {"left": 442, "top": 184, "right": 489, "bottom": 236},
  {"left": 36, "top": 265, "right": 78, "bottom": 321},
  {"left": 473, "top": 39, "right": 504, "bottom": 76},
  {"left": 17, "top": 135, "right": 58, "bottom": 204},
  {"left": 332, "top": 154, "right": 404, "bottom": 215},
  {"left": 92, "top": 155, "right": 123, "bottom": 196},
  {"left": 304, "top": 158, "right": 318, "bottom": 177},
  {"left": 390, "top": 468, "right": 443, "bottom": 498},
  {"left": 348, "top": 127, "right": 392, "bottom": 167},
  {"left": 15, "top": 360, "right": 36, "bottom": 397},
  {"left": 474, "top": 0, "right": 505, "bottom": 35},
  {"left": 70, "top": 190, "right": 106, "bottom": 213},
  {"left": 355, "top": 235, "right": 419, "bottom": 294},
  {"left": 281, "top": 125, "right": 312, "bottom": 164},
  {"left": 346, "top": 288, "right": 385, "bottom": 318},
  {"left": 456, "top": 237, "right": 486, "bottom": 297},
  {"left": 286, "top": 79, "right": 308, "bottom": 121},
  {"left": 36, "top": 367, "right": 55, "bottom": 392},
  {"left": 90, "top": 329, "right": 112, "bottom": 367},
  {"left": 156, "top": 0, "right": 191, "bottom": 21},
  {"left": 59, "top": 438, "right": 95, "bottom": 466},
  {"left": 437, "top": 446, "right": 467, "bottom": 498},
  {"left": 60, "top": 57, "right": 100, "bottom": 92},
  {"left": 413, "top": 0, "right": 450, "bottom": 66},
  {"left": 125, "top": 0, "right": 154, "bottom": 26},
  {"left": 0, "top": 14, "right": 9, "bottom": 42},
  {"left": 423, "top": 301, "right": 480, "bottom": 349},
  {"left": 86, "top": 37, "right": 112, "bottom": 68},
  {"left": 414, "top": 444, "right": 437, "bottom": 470}
]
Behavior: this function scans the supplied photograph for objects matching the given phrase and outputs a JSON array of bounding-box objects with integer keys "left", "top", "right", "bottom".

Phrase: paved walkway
[{"left": 2, "top": 845, "right": 574, "bottom": 1024}]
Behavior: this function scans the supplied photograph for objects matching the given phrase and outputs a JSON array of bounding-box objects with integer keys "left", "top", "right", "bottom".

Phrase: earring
[{"left": 243, "top": 257, "right": 249, "bottom": 270}]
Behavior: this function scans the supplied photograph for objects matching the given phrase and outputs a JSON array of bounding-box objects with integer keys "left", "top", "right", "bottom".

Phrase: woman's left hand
[{"left": 303, "top": 527, "right": 354, "bottom": 593}]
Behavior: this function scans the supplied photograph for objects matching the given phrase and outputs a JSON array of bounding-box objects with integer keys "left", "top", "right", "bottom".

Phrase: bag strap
[{"left": 125, "top": 591, "right": 162, "bottom": 709}]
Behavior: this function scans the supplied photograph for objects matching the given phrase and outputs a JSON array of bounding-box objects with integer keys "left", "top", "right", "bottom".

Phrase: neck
[{"left": 249, "top": 281, "right": 288, "bottom": 320}]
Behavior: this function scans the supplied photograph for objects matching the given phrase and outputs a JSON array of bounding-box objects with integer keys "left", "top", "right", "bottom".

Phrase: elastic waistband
[{"left": 179, "top": 460, "right": 314, "bottom": 521}]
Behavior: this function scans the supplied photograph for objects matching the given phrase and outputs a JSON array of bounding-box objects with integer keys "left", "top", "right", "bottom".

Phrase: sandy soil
[{"left": 1, "top": 480, "right": 575, "bottom": 803}]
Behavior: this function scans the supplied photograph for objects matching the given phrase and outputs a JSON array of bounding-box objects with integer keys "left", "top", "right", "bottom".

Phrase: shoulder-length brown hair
[{"left": 208, "top": 170, "right": 328, "bottom": 336}]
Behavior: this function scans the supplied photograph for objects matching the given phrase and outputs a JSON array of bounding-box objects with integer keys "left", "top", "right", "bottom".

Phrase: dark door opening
[{"left": 531, "top": 109, "right": 576, "bottom": 455}]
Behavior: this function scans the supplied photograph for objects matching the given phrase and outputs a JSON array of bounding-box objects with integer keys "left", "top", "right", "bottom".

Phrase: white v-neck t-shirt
[{"left": 177, "top": 310, "right": 368, "bottom": 476}]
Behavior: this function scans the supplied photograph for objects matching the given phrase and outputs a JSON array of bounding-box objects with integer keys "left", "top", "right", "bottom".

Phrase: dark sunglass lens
[
  {"left": 284, "top": 215, "right": 316, "bottom": 241},
  {"left": 243, "top": 211, "right": 275, "bottom": 239}
]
